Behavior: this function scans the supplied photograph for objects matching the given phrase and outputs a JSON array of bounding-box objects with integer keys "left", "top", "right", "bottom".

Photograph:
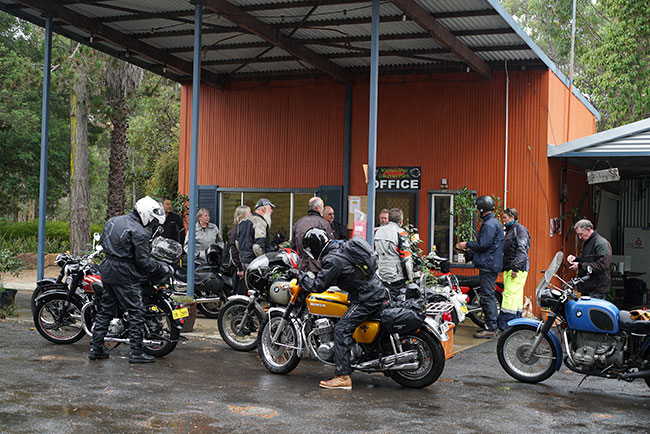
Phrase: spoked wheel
[
  {"left": 467, "top": 286, "right": 503, "bottom": 329},
  {"left": 497, "top": 324, "right": 557, "bottom": 383},
  {"left": 391, "top": 330, "right": 445, "bottom": 388},
  {"left": 33, "top": 293, "right": 86, "bottom": 344},
  {"left": 197, "top": 290, "right": 227, "bottom": 319},
  {"left": 142, "top": 302, "right": 180, "bottom": 357},
  {"left": 218, "top": 299, "right": 264, "bottom": 351},
  {"left": 257, "top": 313, "right": 300, "bottom": 374}
]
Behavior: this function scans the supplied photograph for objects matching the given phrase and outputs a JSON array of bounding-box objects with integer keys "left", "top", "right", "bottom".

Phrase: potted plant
[
  {"left": 0, "top": 249, "right": 24, "bottom": 318},
  {"left": 172, "top": 294, "right": 197, "bottom": 332},
  {"left": 451, "top": 187, "right": 477, "bottom": 263}
]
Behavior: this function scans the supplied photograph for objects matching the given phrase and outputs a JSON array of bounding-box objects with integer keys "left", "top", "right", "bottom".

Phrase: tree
[
  {"left": 105, "top": 59, "right": 143, "bottom": 219},
  {"left": 0, "top": 13, "right": 70, "bottom": 219},
  {"left": 68, "top": 42, "right": 91, "bottom": 254},
  {"left": 580, "top": 0, "right": 650, "bottom": 129}
]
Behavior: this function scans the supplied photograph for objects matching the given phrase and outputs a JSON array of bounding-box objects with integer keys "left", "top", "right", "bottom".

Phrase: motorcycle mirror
[
  {"left": 586, "top": 265, "right": 593, "bottom": 274},
  {"left": 93, "top": 232, "right": 101, "bottom": 242}
]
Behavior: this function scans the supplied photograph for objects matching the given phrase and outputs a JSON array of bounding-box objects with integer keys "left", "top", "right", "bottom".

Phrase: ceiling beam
[
  {"left": 389, "top": 0, "right": 491, "bottom": 78},
  {"left": 14, "top": 0, "right": 225, "bottom": 86},
  {"left": 167, "top": 27, "right": 515, "bottom": 54},
  {"left": 200, "top": 0, "right": 348, "bottom": 82},
  {"left": 201, "top": 45, "right": 529, "bottom": 66}
]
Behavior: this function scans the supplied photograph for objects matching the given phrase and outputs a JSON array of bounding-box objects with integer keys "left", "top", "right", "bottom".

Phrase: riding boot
[
  {"left": 129, "top": 351, "right": 155, "bottom": 364},
  {"left": 89, "top": 346, "right": 110, "bottom": 360}
]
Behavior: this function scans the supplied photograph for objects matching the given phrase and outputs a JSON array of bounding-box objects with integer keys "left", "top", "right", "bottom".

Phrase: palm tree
[{"left": 105, "top": 58, "right": 143, "bottom": 219}]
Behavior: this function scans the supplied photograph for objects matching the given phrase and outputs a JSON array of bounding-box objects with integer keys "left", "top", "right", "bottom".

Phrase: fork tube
[
  {"left": 524, "top": 316, "right": 555, "bottom": 361},
  {"left": 271, "top": 305, "right": 293, "bottom": 342}
]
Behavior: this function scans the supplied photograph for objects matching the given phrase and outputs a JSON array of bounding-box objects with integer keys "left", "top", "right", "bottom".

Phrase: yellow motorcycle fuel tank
[{"left": 306, "top": 290, "right": 350, "bottom": 317}]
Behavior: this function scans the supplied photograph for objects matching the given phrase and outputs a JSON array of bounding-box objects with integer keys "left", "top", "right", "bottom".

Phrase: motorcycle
[
  {"left": 217, "top": 248, "right": 299, "bottom": 351},
  {"left": 497, "top": 251, "right": 650, "bottom": 388},
  {"left": 32, "top": 239, "right": 189, "bottom": 357},
  {"left": 426, "top": 252, "right": 503, "bottom": 329},
  {"left": 170, "top": 241, "right": 232, "bottom": 318},
  {"left": 257, "top": 279, "right": 448, "bottom": 388},
  {"left": 30, "top": 246, "right": 103, "bottom": 314}
]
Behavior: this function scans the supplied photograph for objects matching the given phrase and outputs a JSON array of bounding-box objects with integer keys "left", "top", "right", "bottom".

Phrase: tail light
[{"left": 442, "top": 311, "right": 452, "bottom": 322}]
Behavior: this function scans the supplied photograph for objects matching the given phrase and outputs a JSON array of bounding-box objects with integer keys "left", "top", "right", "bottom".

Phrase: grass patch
[{"left": 0, "top": 220, "right": 103, "bottom": 253}]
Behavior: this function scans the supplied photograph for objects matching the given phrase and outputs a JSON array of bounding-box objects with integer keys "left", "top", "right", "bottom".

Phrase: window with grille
[{"left": 429, "top": 190, "right": 476, "bottom": 264}]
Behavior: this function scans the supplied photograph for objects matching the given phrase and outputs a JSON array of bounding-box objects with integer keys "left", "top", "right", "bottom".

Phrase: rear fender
[
  {"left": 36, "top": 278, "right": 57, "bottom": 287},
  {"left": 507, "top": 318, "right": 563, "bottom": 371},
  {"left": 150, "top": 295, "right": 184, "bottom": 330},
  {"left": 422, "top": 316, "right": 448, "bottom": 342}
]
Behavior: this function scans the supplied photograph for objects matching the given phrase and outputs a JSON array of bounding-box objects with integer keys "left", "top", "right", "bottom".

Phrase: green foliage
[
  {"left": 0, "top": 220, "right": 103, "bottom": 253},
  {"left": 0, "top": 248, "right": 24, "bottom": 277},
  {"left": 451, "top": 187, "right": 478, "bottom": 243},
  {"left": 0, "top": 14, "right": 71, "bottom": 217},
  {"left": 147, "top": 149, "right": 180, "bottom": 200}
]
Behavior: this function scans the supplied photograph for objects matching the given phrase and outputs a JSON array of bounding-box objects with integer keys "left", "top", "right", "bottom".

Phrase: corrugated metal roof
[{"left": 0, "top": 0, "right": 597, "bottom": 117}]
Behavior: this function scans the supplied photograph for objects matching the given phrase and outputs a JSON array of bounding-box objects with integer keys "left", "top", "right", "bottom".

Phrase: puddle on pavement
[{"left": 228, "top": 405, "right": 278, "bottom": 418}]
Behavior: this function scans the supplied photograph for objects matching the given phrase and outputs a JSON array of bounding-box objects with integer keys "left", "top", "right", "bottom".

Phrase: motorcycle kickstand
[{"left": 573, "top": 375, "right": 589, "bottom": 392}]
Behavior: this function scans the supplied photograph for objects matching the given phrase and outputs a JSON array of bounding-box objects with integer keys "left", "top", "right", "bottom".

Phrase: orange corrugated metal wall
[{"left": 179, "top": 69, "right": 596, "bottom": 310}]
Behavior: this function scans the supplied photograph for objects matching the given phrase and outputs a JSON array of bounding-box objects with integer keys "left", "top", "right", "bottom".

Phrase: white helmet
[{"left": 135, "top": 196, "right": 165, "bottom": 227}]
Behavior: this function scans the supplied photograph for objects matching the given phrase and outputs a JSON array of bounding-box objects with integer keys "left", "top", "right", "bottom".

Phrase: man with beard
[
  {"left": 292, "top": 197, "right": 333, "bottom": 272},
  {"left": 237, "top": 198, "right": 275, "bottom": 268}
]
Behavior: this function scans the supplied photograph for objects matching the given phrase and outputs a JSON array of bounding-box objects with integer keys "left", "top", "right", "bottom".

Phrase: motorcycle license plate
[
  {"left": 172, "top": 307, "right": 189, "bottom": 320},
  {"left": 461, "top": 304, "right": 468, "bottom": 314}
]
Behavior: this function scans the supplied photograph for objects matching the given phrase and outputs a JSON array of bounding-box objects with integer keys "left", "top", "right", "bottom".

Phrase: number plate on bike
[
  {"left": 461, "top": 304, "right": 468, "bottom": 314},
  {"left": 172, "top": 307, "right": 189, "bottom": 320}
]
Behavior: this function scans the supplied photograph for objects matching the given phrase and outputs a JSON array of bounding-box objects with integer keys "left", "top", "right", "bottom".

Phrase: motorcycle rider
[
  {"left": 456, "top": 195, "right": 504, "bottom": 339},
  {"left": 89, "top": 196, "right": 171, "bottom": 363},
  {"left": 297, "top": 228, "right": 386, "bottom": 390}
]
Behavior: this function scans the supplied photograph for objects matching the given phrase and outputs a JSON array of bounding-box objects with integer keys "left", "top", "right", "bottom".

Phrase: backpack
[{"left": 343, "top": 236, "right": 378, "bottom": 279}]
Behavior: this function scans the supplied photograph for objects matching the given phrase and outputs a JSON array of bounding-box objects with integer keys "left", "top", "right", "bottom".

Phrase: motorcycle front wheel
[
  {"left": 257, "top": 314, "right": 300, "bottom": 374},
  {"left": 142, "top": 302, "right": 180, "bottom": 357},
  {"left": 33, "top": 293, "right": 86, "bottom": 344},
  {"left": 390, "top": 330, "right": 445, "bottom": 388},
  {"left": 218, "top": 299, "right": 263, "bottom": 351},
  {"left": 497, "top": 324, "right": 557, "bottom": 383}
]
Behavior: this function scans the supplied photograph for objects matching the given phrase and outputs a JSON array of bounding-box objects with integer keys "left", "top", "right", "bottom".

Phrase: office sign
[{"left": 375, "top": 167, "right": 421, "bottom": 190}]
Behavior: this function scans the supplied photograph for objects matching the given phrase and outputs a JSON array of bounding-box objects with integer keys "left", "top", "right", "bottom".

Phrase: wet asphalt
[{"left": 1, "top": 291, "right": 649, "bottom": 433}]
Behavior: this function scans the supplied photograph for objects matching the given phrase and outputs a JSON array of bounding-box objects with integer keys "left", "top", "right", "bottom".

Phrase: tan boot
[{"left": 319, "top": 375, "right": 352, "bottom": 390}]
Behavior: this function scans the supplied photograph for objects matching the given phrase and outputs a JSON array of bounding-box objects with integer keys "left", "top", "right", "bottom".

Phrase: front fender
[
  {"left": 507, "top": 318, "right": 563, "bottom": 371},
  {"left": 226, "top": 295, "right": 266, "bottom": 319}
]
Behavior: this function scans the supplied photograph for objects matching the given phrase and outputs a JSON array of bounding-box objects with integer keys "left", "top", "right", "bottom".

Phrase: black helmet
[
  {"left": 302, "top": 228, "right": 331, "bottom": 261},
  {"left": 205, "top": 244, "right": 222, "bottom": 267},
  {"left": 476, "top": 195, "right": 495, "bottom": 213}
]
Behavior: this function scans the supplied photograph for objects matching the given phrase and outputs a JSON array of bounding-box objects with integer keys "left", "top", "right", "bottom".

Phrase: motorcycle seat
[
  {"left": 455, "top": 275, "right": 481, "bottom": 287},
  {"left": 619, "top": 310, "right": 650, "bottom": 334},
  {"left": 174, "top": 268, "right": 213, "bottom": 285}
]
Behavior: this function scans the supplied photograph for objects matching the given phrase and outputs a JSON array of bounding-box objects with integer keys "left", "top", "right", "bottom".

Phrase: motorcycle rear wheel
[
  {"left": 390, "top": 330, "right": 445, "bottom": 388},
  {"left": 257, "top": 314, "right": 300, "bottom": 374},
  {"left": 142, "top": 301, "right": 180, "bottom": 357},
  {"left": 497, "top": 324, "right": 557, "bottom": 383},
  {"left": 218, "top": 299, "right": 263, "bottom": 351},
  {"left": 33, "top": 293, "right": 86, "bottom": 344},
  {"left": 467, "top": 285, "right": 503, "bottom": 329},
  {"left": 196, "top": 289, "right": 227, "bottom": 319}
]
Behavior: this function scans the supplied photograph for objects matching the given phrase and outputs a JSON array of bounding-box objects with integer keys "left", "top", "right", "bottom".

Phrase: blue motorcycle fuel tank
[{"left": 565, "top": 298, "right": 620, "bottom": 334}]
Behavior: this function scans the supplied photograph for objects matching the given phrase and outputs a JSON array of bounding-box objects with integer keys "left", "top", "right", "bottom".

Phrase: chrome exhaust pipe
[
  {"left": 194, "top": 297, "right": 220, "bottom": 304},
  {"left": 103, "top": 337, "right": 164, "bottom": 346},
  {"left": 353, "top": 350, "right": 418, "bottom": 370},
  {"left": 387, "top": 362, "right": 420, "bottom": 371}
]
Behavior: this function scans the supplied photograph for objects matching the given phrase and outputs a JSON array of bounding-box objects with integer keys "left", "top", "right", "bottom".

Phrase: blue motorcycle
[{"left": 497, "top": 252, "right": 650, "bottom": 388}]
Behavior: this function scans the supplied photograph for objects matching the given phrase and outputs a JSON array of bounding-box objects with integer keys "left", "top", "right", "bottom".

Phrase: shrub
[{"left": 0, "top": 220, "right": 103, "bottom": 253}]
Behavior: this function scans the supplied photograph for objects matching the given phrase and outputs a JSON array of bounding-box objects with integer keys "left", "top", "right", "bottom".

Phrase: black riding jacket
[
  {"left": 99, "top": 211, "right": 167, "bottom": 285},
  {"left": 298, "top": 240, "right": 386, "bottom": 304},
  {"left": 503, "top": 221, "right": 530, "bottom": 272},
  {"left": 575, "top": 230, "right": 612, "bottom": 295}
]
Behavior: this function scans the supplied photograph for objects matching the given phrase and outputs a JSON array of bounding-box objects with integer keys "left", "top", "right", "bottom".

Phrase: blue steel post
[
  {"left": 186, "top": 4, "right": 203, "bottom": 297},
  {"left": 342, "top": 84, "right": 352, "bottom": 227},
  {"left": 36, "top": 17, "right": 53, "bottom": 281},
  {"left": 366, "top": 0, "right": 380, "bottom": 244}
]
